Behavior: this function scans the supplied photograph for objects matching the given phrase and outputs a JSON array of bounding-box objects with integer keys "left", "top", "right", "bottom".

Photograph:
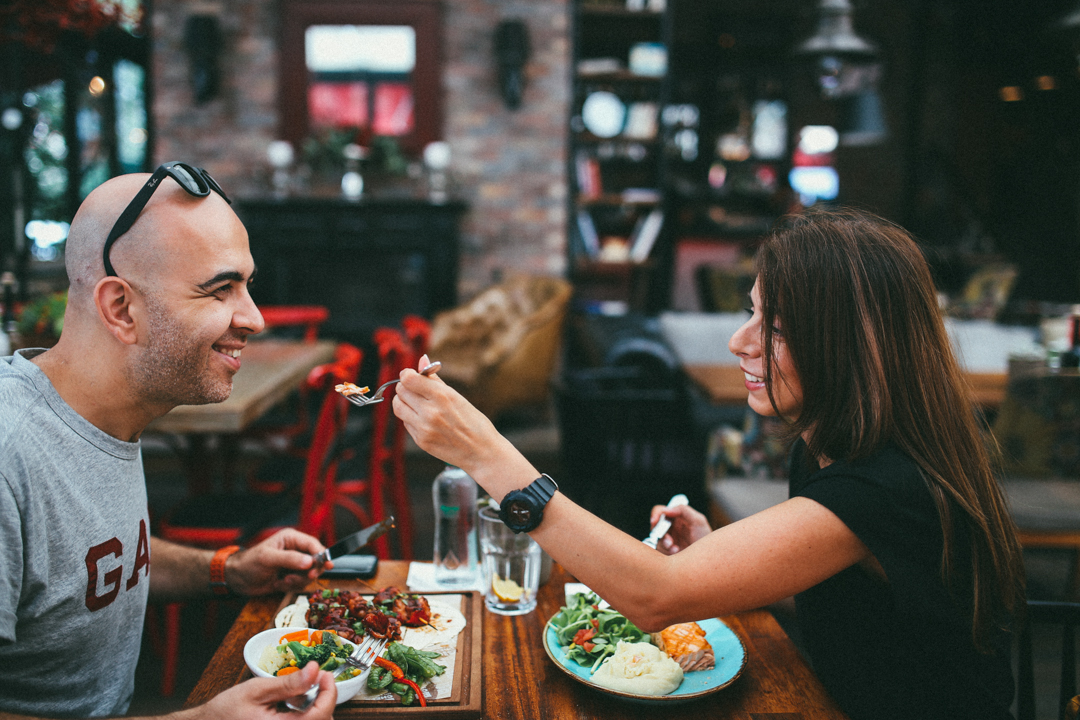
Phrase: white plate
[{"left": 582, "top": 91, "right": 626, "bottom": 138}]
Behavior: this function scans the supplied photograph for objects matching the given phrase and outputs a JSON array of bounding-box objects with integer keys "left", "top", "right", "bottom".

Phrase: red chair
[
  {"left": 259, "top": 305, "right": 330, "bottom": 344},
  {"left": 402, "top": 314, "right": 431, "bottom": 363},
  {"left": 389, "top": 316, "right": 432, "bottom": 556},
  {"left": 151, "top": 343, "right": 365, "bottom": 696},
  {"left": 336, "top": 327, "right": 417, "bottom": 559},
  {"left": 242, "top": 305, "right": 332, "bottom": 470}
]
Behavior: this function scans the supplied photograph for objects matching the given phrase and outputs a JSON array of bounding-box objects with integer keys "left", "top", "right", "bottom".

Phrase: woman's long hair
[{"left": 756, "top": 207, "right": 1025, "bottom": 651}]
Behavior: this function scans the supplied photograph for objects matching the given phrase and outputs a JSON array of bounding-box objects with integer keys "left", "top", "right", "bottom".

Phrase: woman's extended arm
[{"left": 393, "top": 360, "right": 873, "bottom": 631}]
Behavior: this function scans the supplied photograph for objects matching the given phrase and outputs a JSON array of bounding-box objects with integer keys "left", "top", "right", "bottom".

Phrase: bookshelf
[
  {"left": 567, "top": 0, "right": 673, "bottom": 313},
  {"left": 567, "top": 1, "right": 806, "bottom": 314}
]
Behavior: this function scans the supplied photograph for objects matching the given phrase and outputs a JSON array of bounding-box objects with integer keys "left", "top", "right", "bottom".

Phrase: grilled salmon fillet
[{"left": 650, "top": 622, "right": 715, "bottom": 671}]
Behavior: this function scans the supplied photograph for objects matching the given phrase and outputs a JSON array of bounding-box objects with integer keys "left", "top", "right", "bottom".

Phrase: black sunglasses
[{"left": 102, "top": 161, "right": 231, "bottom": 277}]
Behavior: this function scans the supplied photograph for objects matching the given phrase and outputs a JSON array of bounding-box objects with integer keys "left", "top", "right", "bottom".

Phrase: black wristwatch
[{"left": 498, "top": 474, "right": 558, "bottom": 533}]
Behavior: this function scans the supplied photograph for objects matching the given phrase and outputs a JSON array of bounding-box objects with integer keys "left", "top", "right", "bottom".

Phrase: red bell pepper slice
[
  {"left": 374, "top": 657, "right": 427, "bottom": 707},
  {"left": 401, "top": 677, "right": 427, "bottom": 707},
  {"left": 374, "top": 656, "right": 404, "bottom": 678}
]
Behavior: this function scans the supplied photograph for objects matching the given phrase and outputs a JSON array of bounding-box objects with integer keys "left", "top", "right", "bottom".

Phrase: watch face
[{"left": 505, "top": 498, "right": 533, "bottom": 528}]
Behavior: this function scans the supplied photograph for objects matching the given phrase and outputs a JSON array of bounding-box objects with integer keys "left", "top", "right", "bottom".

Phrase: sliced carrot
[
  {"left": 279, "top": 629, "right": 310, "bottom": 644},
  {"left": 311, "top": 630, "right": 323, "bottom": 644},
  {"left": 276, "top": 666, "right": 301, "bottom": 676}
]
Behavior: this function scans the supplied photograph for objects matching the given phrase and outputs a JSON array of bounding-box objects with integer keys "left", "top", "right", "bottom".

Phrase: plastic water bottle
[{"left": 432, "top": 466, "right": 479, "bottom": 586}]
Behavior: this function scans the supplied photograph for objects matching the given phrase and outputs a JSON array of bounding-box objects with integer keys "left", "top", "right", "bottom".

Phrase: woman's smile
[{"left": 729, "top": 278, "right": 803, "bottom": 420}]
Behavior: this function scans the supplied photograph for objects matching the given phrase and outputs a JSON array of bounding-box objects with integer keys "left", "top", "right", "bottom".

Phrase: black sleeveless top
[{"left": 789, "top": 439, "right": 1015, "bottom": 720}]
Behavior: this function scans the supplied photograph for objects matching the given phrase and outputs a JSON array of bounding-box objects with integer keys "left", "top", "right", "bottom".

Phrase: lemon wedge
[{"left": 492, "top": 574, "right": 525, "bottom": 602}]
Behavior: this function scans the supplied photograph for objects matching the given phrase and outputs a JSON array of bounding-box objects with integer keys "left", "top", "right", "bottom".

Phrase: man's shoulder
[{"left": 0, "top": 359, "right": 46, "bottom": 440}]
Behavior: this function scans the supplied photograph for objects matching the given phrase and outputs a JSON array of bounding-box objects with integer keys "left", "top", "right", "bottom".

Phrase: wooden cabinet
[{"left": 236, "top": 197, "right": 466, "bottom": 342}]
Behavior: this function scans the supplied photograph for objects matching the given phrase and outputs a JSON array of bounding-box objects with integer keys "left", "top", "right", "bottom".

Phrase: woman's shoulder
[
  {"left": 794, "top": 441, "right": 929, "bottom": 504},
  {"left": 792, "top": 442, "right": 945, "bottom": 563}
]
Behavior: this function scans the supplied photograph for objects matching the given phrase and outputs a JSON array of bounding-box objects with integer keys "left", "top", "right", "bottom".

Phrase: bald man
[{"left": 0, "top": 169, "right": 337, "bottom": 719}]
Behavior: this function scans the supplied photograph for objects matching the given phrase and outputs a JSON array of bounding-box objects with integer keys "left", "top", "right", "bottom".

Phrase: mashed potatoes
[{"left": 590, "top": 641, "right": 683, "bottom": 696}]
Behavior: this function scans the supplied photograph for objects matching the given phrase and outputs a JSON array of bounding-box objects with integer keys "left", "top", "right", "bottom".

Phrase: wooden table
[
  {"left": 186, "top": 561, "right": 849, "bottom": 719},
  {"left": 145, "top": 339, "right": 337, "bottom": 493},
  {"left": 684, "top": 363, "right": 1008, "bottom": 410}
]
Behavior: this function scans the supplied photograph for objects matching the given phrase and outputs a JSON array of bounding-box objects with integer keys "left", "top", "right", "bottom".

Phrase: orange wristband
[{"left": 209, "top": 545, "right": 241, "bottom": 595}]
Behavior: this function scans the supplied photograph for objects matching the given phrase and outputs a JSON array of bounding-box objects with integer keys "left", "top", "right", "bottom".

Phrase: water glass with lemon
[{"left": 478, "top": 505, "right": 542, "bottom": 615}]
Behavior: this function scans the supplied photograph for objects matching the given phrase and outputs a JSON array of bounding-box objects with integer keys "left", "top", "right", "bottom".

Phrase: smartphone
[{"left": 322, "top": 554, "right": 378, "bottom": 579}]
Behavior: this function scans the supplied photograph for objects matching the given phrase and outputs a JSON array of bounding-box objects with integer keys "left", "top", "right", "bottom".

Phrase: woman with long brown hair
[{"left": 393, "top": 208, "right": 1026, "bottom": 720}]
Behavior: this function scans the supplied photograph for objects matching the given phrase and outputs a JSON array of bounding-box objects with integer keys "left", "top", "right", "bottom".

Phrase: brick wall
[{"left": 152, "top": 0, "right": 569, "bottom": 300}]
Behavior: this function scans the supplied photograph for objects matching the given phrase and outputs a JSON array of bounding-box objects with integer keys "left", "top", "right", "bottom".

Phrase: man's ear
[{"left": 94, "top": 277, "right": 140, "bottom": 345}]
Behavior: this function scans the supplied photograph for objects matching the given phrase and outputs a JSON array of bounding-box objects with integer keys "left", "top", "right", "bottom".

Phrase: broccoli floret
[
  {"left": 287, "top": 640, "right": 335, "bottom": 667},
  {"left": 323, "top": 632, "right": 352, "bottom": 659}
]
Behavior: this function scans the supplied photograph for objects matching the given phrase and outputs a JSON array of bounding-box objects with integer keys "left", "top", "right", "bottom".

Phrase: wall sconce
[
  {"left": 494, "top": 20, "right": 530, "bottom": 110},
  {"left": 184, "top": 14, "right": 222, "bottom": 105}
]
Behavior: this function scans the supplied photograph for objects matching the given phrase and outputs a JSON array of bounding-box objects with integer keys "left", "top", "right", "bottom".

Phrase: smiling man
[{"left": 0, "top": 167, "right": 337, "bottom": 719}]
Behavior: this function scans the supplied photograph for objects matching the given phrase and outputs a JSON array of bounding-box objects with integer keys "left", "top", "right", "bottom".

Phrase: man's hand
[
  {"left": 648, "top": 503, "right": 712, "bottom": 555},
  {"left": 188, "top": 662, "right": 336, "bottom": 719},
  {"left": 226, "top": 528, "right": 328, "bottom": 596}
]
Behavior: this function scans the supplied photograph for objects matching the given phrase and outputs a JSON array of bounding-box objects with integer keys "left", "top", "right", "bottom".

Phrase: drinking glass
[{"left": 478, "top": 505, "right": 541, "bottom": 615}]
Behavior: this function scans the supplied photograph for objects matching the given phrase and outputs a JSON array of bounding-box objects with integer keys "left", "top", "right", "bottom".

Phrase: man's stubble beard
[{"left": 128, "top": 292, "right": 233, "bottom": 406}]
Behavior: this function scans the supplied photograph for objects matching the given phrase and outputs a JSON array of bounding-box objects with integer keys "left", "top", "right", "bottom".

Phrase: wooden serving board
[{"left": 266, "top": 587, "right": 483, "bottom": 719}]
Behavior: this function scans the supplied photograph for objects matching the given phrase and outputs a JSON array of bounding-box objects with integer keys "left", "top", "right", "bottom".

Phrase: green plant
[
  {"left": 302, "top": 128, "right": 410, "bottom": 178},
  {"left": 302, "top": 127, "right": 359, "bottom": 178},
  {"left": 18, "top": 290, "right": 67, "bottom": 338},
  {"left": 368, "top": 136, "right": 409, "bottom": 176}
]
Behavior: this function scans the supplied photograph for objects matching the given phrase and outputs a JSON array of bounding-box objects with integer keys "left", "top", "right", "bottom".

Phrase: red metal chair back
[
  {"left": 391, "top": 316, "right": 432, "bottom": 557},
  {"left": 402, "top": 314, "right": 431, "bottom": 361},
  {"left": 297, "top": 343, "right": 363, "bottom": 544},
  {"left": 367, "top": 328, "right": 411, "bottom": 558},
  {"left": 259, "top": 305, "right": 330, "bottom": 344},
  {"left": 241, "top": 305, "right": 332, "bottom": 458}
]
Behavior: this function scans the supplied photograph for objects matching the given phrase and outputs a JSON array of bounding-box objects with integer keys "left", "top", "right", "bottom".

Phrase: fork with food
[{"left": 336, "top": 361, "right": 442, "bottom": 407}]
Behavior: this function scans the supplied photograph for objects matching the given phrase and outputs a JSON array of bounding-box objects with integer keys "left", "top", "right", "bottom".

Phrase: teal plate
[{"left": 543, "top": 616, "right": 746, "bottom": 704}]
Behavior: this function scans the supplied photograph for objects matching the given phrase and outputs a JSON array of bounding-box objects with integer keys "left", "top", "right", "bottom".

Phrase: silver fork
[
  {"left": 282, "top": 635, "right": 388, "bottom": 712},
  {"left": 339, "top": 361, "right": 441, "bottom": 407},
  {"left": 643, "top": 493, "right": 689, "bottom": 549}
]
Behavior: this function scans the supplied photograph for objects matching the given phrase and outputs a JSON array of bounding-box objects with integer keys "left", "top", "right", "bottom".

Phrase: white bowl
[{"left": 243, "top": 627, "right": 370, "bottom": 704}]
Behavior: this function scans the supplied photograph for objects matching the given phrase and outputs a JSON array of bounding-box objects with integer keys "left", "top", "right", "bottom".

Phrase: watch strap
[
  {"left": 210, "top": 545, "right": 240, "bottom": 595},
  {"left": 522, "top": 473, "right": 558, "bottom": 505}
]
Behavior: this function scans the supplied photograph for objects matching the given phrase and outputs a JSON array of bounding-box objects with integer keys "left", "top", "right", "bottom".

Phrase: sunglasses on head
[{"left": 102, "top": 161, "right": 231, "bottom": 278}]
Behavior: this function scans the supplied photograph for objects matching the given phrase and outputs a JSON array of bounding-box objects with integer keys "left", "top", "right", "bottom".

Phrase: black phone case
[{"left": 322, "top": 554, "right": 378, "bottom": 579}]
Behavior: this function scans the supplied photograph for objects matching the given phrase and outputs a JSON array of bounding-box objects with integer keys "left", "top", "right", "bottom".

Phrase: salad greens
[{"left": 549, "top": 591, "right": 650, "bottom": 673}]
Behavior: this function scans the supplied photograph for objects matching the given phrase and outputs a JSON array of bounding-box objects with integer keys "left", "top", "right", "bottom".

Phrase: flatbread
[
  {"left": 399, "top": 600, "right": 467, "bottom": 651},
  {"left": 275, "top": 595, "right": 309, "bottom": 628}
]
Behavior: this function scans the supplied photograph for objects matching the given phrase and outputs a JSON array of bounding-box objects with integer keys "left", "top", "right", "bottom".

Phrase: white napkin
[{"left": 406, "top": 561, "right": 485, "bottom": 593}]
